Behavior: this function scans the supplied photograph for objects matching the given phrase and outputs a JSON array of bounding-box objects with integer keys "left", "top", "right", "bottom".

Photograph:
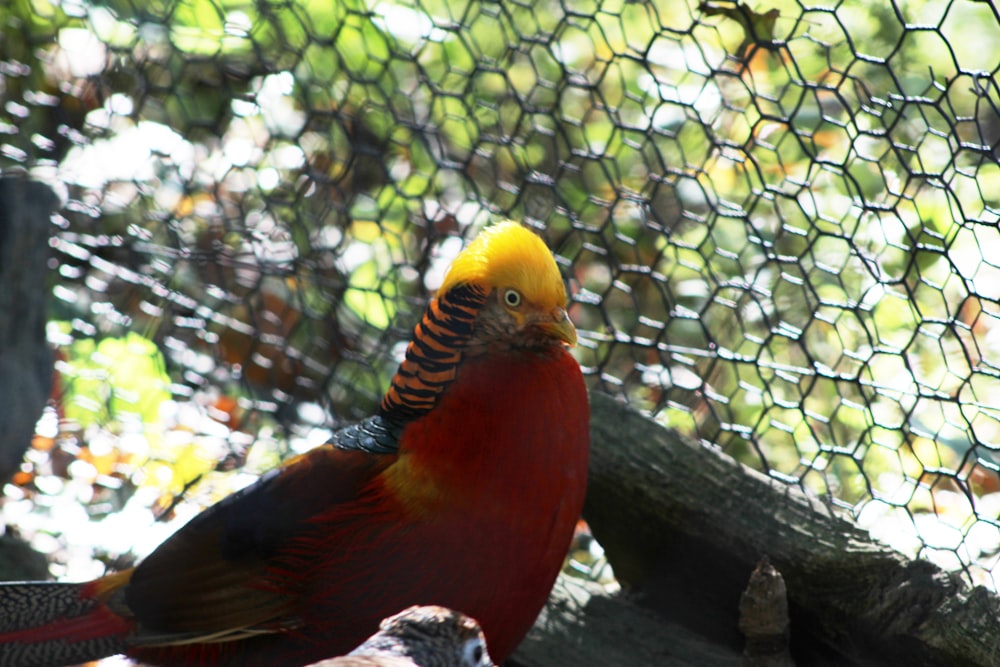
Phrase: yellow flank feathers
[{"left": 440, "top": 221, "right": 567, "bottom": 308}]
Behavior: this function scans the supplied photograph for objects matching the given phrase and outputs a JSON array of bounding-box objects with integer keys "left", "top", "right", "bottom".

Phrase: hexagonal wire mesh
[{"left": 1, "top": 0, "right": 999, "bottom": 588}]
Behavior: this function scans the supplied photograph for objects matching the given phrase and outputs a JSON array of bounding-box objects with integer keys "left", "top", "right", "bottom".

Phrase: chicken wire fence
[{"left": 2, "top": 0, "right": 999, "bottom": 588}]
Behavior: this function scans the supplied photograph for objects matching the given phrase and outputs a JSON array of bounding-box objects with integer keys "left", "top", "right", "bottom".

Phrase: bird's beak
[{"left": 538, "top": 307, "right": 578, "bottom": 348}]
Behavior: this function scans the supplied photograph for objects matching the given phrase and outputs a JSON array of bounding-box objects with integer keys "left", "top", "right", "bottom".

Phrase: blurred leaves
[{"left": 59, "top": 331, "right": 170, "bottom": 429}]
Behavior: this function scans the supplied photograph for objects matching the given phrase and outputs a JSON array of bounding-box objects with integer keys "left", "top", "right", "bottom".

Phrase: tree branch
[{"left": 516, "top": 392, "right": 1000, "bottom": 666}]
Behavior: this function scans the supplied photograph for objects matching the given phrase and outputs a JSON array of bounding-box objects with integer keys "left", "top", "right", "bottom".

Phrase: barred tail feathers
[{"left": 0, "top": 581, "right": 132, "bottom": 667}]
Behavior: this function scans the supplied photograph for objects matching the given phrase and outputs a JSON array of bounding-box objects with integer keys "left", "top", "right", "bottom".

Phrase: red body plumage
[
  {"left": 139, "top": 347, "right": 586, "bottom": 667},
  {"left": 0, "top": 222, "right": 589, "bottom": 667}
]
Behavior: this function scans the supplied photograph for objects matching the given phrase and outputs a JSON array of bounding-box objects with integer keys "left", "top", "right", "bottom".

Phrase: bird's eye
[
  {"left": 462, "top": 638, "right": 486, "bottom": 665},
  {"left": 503, "top": 289, "right": 522, "bottom": 308}
]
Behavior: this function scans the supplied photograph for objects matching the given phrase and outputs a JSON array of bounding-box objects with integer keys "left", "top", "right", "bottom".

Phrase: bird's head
[
  {"left": 440, "top": 221, "right": 576, "bottom": 351},
  {"left": 348, "top": 605, "right": 494, "bottom": 667}
]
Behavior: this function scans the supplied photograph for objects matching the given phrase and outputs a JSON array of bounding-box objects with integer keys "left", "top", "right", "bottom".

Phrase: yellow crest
[{"left": 440, "top": 221, "right": 567, "bottom": 309}]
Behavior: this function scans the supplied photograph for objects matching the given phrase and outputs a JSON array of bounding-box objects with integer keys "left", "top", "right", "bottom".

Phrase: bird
[
  {"left": 306, "top": 605, "right": 494, "bottom": 667},
  {"left": 0, "top": 220, "right": 590, "bottom": 667}
]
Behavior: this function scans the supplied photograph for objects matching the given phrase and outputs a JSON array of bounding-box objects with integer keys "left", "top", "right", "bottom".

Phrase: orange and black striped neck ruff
[{"left": 378, "top": 283, "right": 488, "bottom": 423}]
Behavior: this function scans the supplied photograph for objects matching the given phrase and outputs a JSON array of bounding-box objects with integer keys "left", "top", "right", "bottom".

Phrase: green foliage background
[{"left": 2, "top": 0, "right": 999, "bottom": 585}]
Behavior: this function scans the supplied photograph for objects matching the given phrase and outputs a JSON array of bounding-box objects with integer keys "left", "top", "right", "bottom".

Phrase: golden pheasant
[{"left": 0, "top": 221, "right": 589, "bottom": 667}]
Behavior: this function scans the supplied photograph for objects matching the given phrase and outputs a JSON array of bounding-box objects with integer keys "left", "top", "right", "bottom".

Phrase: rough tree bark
[
  {"left": 511, "top": 392, "right": 1000, "bottom": 667},
  {"left": 0, "top": 175, "right": 57, "bottom": 487}
]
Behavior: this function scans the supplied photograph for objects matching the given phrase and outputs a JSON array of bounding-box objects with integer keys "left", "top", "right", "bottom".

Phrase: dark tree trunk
[
  {"left": 0, "top": 175, "right": 57, "bottom": 486},
  {"left": 512, "top": 392, "right": 1000, "bottom": 667}
]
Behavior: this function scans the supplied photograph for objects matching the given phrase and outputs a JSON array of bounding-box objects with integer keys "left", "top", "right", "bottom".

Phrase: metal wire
[{"left": 2, "top": 0, "right": 999, "bottom": 587}]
